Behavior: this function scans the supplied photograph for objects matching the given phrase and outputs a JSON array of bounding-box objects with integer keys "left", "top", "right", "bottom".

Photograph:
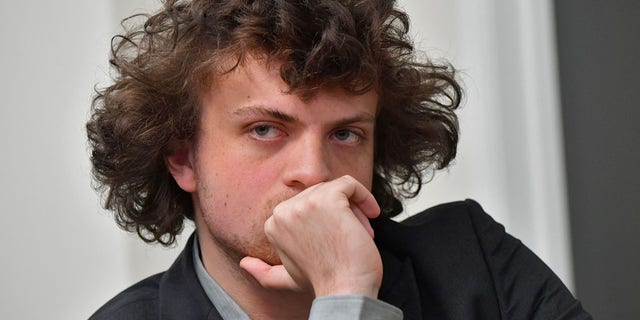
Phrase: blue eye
[
  {"left": 250, "top": 124, "right": 284, "bottom": 140},
  {"left": 333, "top": 129, "right": 361, "bottom": 144},
  {"left": 254, "top": 125, "right": 272, "bottom": 136}
]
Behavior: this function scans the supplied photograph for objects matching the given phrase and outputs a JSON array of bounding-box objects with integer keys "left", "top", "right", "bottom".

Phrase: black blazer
[{"left": 89, "top": 200, "right": 592, "bottom": 319}]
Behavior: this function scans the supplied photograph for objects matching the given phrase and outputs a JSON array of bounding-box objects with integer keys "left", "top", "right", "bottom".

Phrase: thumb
[{"left": 239, "top": 257, "right": 303, "bottom": 291}]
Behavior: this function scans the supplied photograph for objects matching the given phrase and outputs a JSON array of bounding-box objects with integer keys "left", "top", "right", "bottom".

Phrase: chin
[{"left": 249, "top": 245, "right": 282, "bottom": 266}]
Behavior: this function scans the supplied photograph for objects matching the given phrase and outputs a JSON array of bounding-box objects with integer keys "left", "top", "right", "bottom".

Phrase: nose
[{"left": 282, "top": 134, "right": 332, "bottom": 190}]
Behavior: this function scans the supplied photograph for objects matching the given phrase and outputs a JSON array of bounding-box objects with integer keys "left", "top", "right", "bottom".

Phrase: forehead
[{"left": 201, "top": 56, "right": 379, "bottom": 120}]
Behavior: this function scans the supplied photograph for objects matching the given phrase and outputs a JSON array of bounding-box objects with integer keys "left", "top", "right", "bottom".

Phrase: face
[{"left": 172, "top": 56, "right": 378, "bottom": 265}]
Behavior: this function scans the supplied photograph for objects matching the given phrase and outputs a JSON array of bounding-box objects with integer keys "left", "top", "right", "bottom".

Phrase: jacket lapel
[
  {"left": 158, "top": 233, "right": 223, "bottom": 320},
  {"left": 378, "top": 247, "right": 423, "bottom": 320}
]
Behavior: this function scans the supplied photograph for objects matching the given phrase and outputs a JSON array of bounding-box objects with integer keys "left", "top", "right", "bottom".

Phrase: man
[{"left": 87, "top": 0, "right": 591, "bottom": 319}]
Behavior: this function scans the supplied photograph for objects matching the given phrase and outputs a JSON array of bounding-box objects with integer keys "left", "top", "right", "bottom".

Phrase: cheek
[
  {"left": 200, "top": 148, "right": 283, "bottom": 209},
  {"left": 334, "top": 150, "right": 375, "bottom": 189},
  {"left": 356, "top": 164, "right": 375, "bottom": 190}
]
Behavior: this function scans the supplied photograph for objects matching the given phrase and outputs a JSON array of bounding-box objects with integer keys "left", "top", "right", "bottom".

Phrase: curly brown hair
[{"left": 87, "top": 0, "right": 461, "bottom": 245}]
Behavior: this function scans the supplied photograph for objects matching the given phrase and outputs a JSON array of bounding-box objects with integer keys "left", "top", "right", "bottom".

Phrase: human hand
[{"left": 239, "top": 175, "right": 382, "bottom": 298}]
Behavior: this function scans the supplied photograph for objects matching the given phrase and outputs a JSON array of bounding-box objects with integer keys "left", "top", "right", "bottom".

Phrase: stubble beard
[
  {"left": 196, "top": 180, "right": 285, "bottom": 267},
  {"left": 208, "top": 228, "right": 282, "bottom": 266}
]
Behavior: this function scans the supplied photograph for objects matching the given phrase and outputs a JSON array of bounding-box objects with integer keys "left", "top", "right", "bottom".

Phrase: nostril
[{"left": 283, "top": 161, "right": 331, "bottom": 189}]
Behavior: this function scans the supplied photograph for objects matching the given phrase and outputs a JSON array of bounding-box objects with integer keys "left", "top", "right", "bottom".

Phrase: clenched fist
[{"left": 240, "top": 175, "right": 383, "bottom": 298}]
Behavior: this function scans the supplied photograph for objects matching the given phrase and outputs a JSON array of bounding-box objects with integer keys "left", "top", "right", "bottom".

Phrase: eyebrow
[
  {"left": 333, "top": 114, "right": 376, "bottom": 127},
  {"left": 232, "top": 105, "right": 376, "bottom": 126},
  {"left": 232, "top": 105, "right": 298, "bottom": 123}
]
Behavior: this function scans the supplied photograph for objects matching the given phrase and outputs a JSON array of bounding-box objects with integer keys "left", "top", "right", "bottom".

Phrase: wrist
[{"left": 313, "top": 280, "right": 380, "bottom": 298}]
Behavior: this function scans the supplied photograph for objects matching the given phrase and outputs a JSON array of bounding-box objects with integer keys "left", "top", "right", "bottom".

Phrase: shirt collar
[{"left": 192, "top": 234, "right": 251, "bottom": 320}]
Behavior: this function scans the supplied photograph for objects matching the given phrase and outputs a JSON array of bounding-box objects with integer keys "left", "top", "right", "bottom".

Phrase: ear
[{"left": 165, "top": 146, "right": 196, "bottom": 193}]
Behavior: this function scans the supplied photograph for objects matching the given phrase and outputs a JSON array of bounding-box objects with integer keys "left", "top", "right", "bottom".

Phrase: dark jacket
[{"left": 90, "top": 200, "right": 592, "bottom": 319}]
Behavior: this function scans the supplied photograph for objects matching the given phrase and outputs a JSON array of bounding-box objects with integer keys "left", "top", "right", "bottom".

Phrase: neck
[{"left": 196, "top": 228, "right": 315, "bottom": 320}]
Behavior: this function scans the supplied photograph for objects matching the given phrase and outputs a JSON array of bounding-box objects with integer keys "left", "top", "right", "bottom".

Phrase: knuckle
[
  {"left": 335, "top": 175, "right": 357, "bottom": 189},
  {"left": 272, "top": 202, "right": 286, "bottom": 216},
  {"left": 264, "top": 217, "right": 276, "bottom": 235},
  {"left": 305, "top": 192, "right": 322, "bottom": 206},
  {"left": 338, "top": 174, "right": 356, "bottom": 184}
]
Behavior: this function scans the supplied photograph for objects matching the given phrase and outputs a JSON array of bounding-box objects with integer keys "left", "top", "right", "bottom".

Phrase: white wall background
[
  {"left": 0, "top": 0, "right": 573, "bottom": 318},
  {"left": 399, "top": 0, "right": 574, "bottom": 291}
]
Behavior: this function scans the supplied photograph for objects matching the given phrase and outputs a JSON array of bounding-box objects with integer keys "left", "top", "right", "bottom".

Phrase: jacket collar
[
  {"left": 378, "top": 251, "right": 422, "bottom": 319},
  {"left": 158, "top": 233, "right": 223, "bottom": 320},
  {"left": 375, "top": 218, "right": 423, "bottom": 320}
]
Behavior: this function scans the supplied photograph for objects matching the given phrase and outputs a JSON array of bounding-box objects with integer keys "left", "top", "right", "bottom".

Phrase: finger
[
  {"left": 337, "top": 175, "right": 380, "bottom": 219},
  {"left": 351, "top": 204, "right": 375, "bottom": 238},
  {"left": 239, "top": 257, "right": 302, "bottom": 291}
]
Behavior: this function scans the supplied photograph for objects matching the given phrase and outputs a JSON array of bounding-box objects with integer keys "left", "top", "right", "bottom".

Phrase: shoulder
[
  {"left": 374, "top": 199, "right": 498, "bottom": 252},
  {"left": 374, "top": 199, "right": 505, "bottom": 286},
  {"left": 375, "top": 199, "right": 591, "bottom": 319},
  {"left": 89, "top": 273, "right": 163, "bottom": 320},
  {"left": 403, "top": 199, "right": 512, "bottom": 256},
  {"left": 401, "top": 198, "right": 492, "bottom": 228}
]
